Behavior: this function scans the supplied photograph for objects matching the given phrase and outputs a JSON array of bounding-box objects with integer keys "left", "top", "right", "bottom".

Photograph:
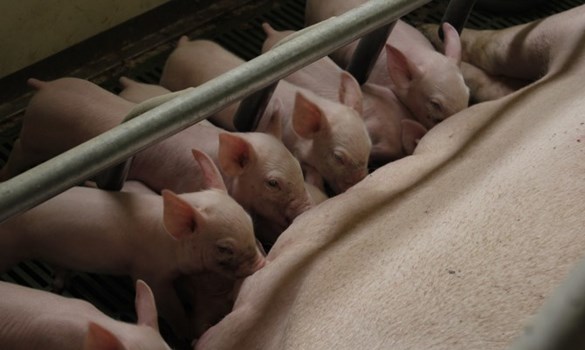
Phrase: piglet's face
[
  {"left": 310, "top": 110, "right": 371, "bottom": 194},
  {"left": 407, "top": 64, "right": 469, "bottom": 128},
  {"left": 199, "top": 190, "right": 264, "bottom": 279},
  {"left": 213, "top": 237, "right": 266, "bottom": 279},
  {"left": 219, "top": 132, "right": 312, "bottom": 235}
]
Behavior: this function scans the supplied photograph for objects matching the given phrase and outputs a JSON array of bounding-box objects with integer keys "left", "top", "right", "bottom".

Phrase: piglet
[
  {"left": 130, "top": 106, "right": 312, "bottom": 243},
  {"left": 305, "top": 0, "right": 469, "bottom": 128},
  {"left": 262, "top": 23, "right": 427, "bottom": 166},
  {"left": 0, "top": 149, "right": 265, "bottom": 337},
  {"left": 0, "top": 78, "right": 133, "bottom": 181},
  {"left": 160, "top": 38, "right": 371, "bottom": 194},
  {"left": 0, "top": 77, "right": 312, "bottom": 243},
  {"left": 0, "top": 279, "right": 171, "bottom": 350},
  {"left": 415, "top": 24, "right": 530, "bottom": 103},
  {"left": 159, "top": 36, "right": 241, "bottom": 131}
]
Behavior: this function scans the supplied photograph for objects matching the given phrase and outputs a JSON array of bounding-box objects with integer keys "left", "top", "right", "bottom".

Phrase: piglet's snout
[{"left": 285, "top": 196, "right": 313, "bottom": 225}]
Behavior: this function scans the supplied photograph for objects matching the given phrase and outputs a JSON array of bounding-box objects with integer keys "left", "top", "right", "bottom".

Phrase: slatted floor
[{"left": 1, "top": 0, "right": 584, "bottom": 348}]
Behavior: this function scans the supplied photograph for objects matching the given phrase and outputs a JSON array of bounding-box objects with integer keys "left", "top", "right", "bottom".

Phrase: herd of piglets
[{"left": 0, "top": 0, "right": 475, "bottom": 348}]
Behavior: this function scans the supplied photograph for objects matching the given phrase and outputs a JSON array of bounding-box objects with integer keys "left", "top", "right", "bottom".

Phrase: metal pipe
[
  {"left": 0, "top": 0, "right": 431, "bottom": 223},
  {"left": 508, "top": 256, "right": 585, "bottom": 350},
  {"left": 439, "top": 0, "right": 477, "bottom": 38},
  {"left": 233, "top": 81, "right": 278, "bottom": 132},
  {"left": 346, "top": 21, "right": 396, "bottom": 85}
]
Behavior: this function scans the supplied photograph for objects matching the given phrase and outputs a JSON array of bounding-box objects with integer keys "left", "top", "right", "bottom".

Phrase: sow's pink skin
[
  {"left": 262, "top": 23, "right": 428, "bottom": 167},
  {"left": 0, "top": 149, "right": 265, "bottom": 337},
  {"left": 305, "top": 0, "right": 469, "bottom": 129},
  {"left": 160, "top": 38, "right": 371, "bottom": 194},
  {"left": 0, "top": 279, "right": 172, "bottom": 350}
]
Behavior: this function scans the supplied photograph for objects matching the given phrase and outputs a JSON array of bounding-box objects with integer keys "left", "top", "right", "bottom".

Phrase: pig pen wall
[{"left": 0, "top": 0, "right": 584, "bottom": 348}]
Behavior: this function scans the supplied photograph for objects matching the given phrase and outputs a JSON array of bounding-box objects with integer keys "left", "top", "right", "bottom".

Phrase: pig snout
[
  {"left": 235, "top": 252, "right": 266, "bottom": 278},
  {"left": 330, "top": 166, "right": 369, "bottom": 193},
  {"left": 284, "top": 195, "right": 313, "bottom": 225}
]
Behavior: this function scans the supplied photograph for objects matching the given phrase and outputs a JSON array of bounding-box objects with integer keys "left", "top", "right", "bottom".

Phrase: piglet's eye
[
  {"left": 430, "top": 100, "right": 443, "bottom": 112},
  {"left": 266, "top": 179, "right": 281, "bottom": 190},
  {"left": 217, "top": 245, "right": 234, "bottom": 256},
  {"left": 334, "top": 152, "right": 345, "bottom": 165}
]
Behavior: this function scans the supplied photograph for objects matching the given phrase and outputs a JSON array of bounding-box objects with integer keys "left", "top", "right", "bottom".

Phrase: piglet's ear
[
  {"left": 441, "top": 22, "right": 462, "bottom": 64},
  {"left": 339, "top": 71, "right": 363, "bottom": 115},
  {"left": 218, "top": 133, "right": 255, "bottom": 177},
  {"left": 135, "top": 279, "right": 159, "bottom": 331},
  {"left": 401, "top": 119, "right": 428, "bottom": 155},
  {"left": 162, "top": 189, "right": 204, "bottom": 240},
  {"left": 83, "top": 322, "right": 125, "bottom": 350},
  {"left": 263, "top": 98, "right": 283, "bottom": 140},
  {"left": 191, "top": 149, "right": 227, "bottom": 192},
  {"left": 292, "top": 92, "right": 328, "bottom": 139},
  {"left": 385, "top": 44, "right": 422, "bottom": 90}
]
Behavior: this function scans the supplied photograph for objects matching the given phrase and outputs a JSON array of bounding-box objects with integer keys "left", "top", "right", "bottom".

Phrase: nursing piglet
[
  {"left": 418, "top": 25, "right": 532, "bottom": 103},
  {"left": 262, "top": 23, "right": 427, "bottom": 166},
  {"left": 0, "top": 149, "right": 265, "bottom": 337},
  {"left": 0, "top": 279, "right": 170, "bottom": 350},
  {"left": 160, "top": 38, "right": 371, "bottom": 194},
  {"left": 305, "top": 0, "right": 469, "bottom": 128}
]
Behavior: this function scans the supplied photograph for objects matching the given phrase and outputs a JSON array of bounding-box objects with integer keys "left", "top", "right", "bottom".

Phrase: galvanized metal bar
[
  {"left": 440, "top": 0, "right": 477, "bottom": 37},
  {"left": 508, "top": 256, "right": 585, "bottom": 350},
  {"left": 0, "top": 0, "right": 431, "bottom": 223},
  {"left": 346, "top": 21, "right": 395, "bottom": 85},
  {"left": 233, "top": 81, "right": 278, "bottom": 132}
]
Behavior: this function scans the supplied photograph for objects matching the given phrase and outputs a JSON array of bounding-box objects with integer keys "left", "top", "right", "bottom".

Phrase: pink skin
[
  {"left": 0, "top": 279, "right": 171, "bottom": 350},
  {"left": 118, "top": 76, "right": 173, "bottom": 103},
  {"left": 0, "top": 77, "right": 134, "bottom": 181},
  {"left": 305, "top": 0, "right": 469, "bottom": 128},
  {"left": 0, "top": 77, "right": 311, "bottom": 242},
  {"left": 160, "top": 38, "right": 371, "bottom": 194},
  {"left": 304, "top": 181, "right": 329, "bottom": 206},
  {"left": 0, "top": 149, "right": 264, "bottom": 338},
  {"left": 194, "top": 5, "right": 585, "bottom": 349},
  {"left": 160, "top": 36, "right": 241, "bottom": 131},
  {"left": 415, "top": 26, "right": 531, "bottom": 103},
  {"left": 262, "top": 24, "right": 427, "bottom": 166}
]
